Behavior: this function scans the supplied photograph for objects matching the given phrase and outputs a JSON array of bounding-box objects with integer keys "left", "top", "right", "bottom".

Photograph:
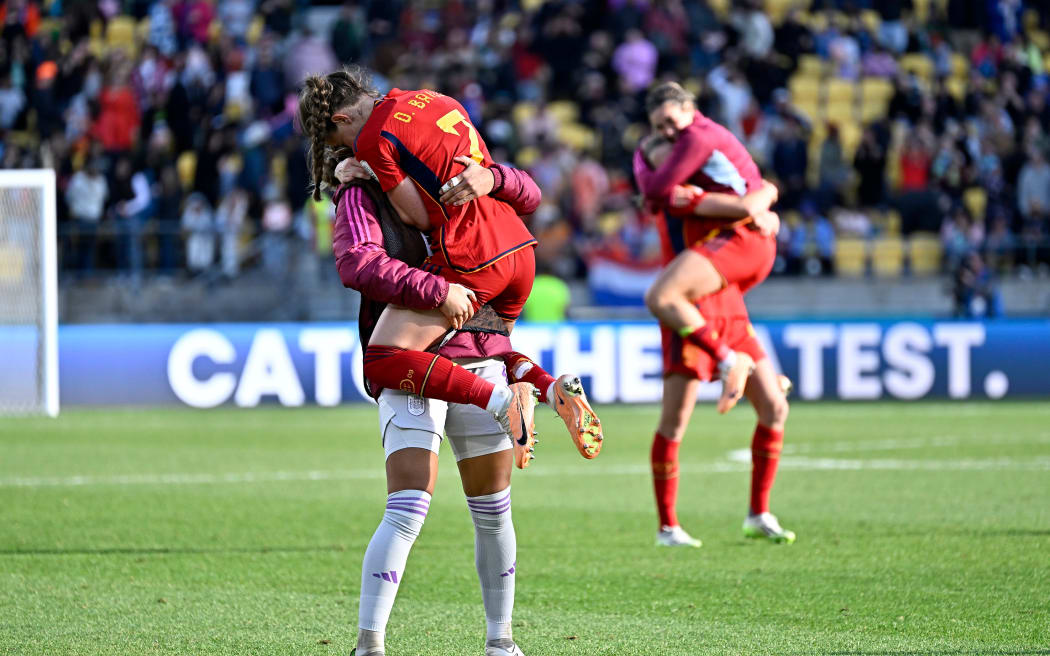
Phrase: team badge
[{"left": 407, "top": 395, "right": 426, "bottom": 416}]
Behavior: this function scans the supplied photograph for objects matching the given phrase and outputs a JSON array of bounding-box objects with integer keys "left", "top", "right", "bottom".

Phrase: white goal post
[{"left": 0, "top": 169, "right": 58, "bottom": 417}]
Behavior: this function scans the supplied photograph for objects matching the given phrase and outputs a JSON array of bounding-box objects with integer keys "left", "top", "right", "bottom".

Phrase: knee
[{"left": 757, "top": 395, "right": 789, "bottom": 429}]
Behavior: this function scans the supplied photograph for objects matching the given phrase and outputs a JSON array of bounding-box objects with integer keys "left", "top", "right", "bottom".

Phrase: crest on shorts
[{"left": 407, "top": 395, "right": 426, "bottom": 416}]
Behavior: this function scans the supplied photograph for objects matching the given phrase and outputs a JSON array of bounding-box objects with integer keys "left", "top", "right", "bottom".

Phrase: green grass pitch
[{"left": 1, "top": 402, "right": 1048, "bottom": 655}]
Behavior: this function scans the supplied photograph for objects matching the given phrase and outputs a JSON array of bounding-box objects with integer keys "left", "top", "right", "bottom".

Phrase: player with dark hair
[
  {"left": 297, "top": 67, "right": 602, "bottom": 461},
  {"left": 635, "top": 113, "right": 796, "bottom": 547},
  {"left": 327, "top": 144, "right": 542, "bottom": 656}
]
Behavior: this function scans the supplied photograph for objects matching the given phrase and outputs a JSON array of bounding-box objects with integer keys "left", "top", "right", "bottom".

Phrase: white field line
[{"left": 3, "top": 456, "right": 1050, "bottom": 489}]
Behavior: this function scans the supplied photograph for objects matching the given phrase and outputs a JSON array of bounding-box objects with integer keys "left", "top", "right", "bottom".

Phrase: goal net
[{"left": 0, "top": 170, "right": 58, "bottom": 416}]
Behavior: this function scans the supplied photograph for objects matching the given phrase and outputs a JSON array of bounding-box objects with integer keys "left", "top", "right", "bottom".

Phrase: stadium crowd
[{"left": 1, "top": 0, "right": 1048, "bottom": 291}]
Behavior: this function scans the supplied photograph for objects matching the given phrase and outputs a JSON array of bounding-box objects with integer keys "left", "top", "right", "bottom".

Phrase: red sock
[
  {"left": 683, "top": 324, "right": 732, "bottom": 362},
  {"left": 750, "top": 423, "right": 784, "bottom": 515},
  {"left": 503, "top": 351, "right": 557, "bottom": 403},
  {"left": 651, "top": 432, "right": 681, "bottom": 528},
  {"left": 363, "top": 345, "right": 495, "bottom": 409}
]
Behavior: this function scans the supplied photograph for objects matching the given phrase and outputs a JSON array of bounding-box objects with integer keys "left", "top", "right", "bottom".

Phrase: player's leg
[
  {"left": 644, "top": 247, "right": 754, "bottom": 414},
  {"left": 364, "top": 306, "right": 514, "bottom": 425},
  {"left": 447, "top": 360, "right": 525, "bottom": 656},
  {"left": 741, "top": 358, "right": 796, "bottom": 544},
  {"left": 494, "top": 248, "right": 602, "bottom": 459},
  {"left": 653, "top": 373, "right": 703, "bottom": 547},
  {"left": 356, "top": 391, "right": 448, "bottom": 655}
]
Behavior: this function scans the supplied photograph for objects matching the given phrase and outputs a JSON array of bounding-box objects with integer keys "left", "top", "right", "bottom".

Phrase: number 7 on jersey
[{"left": 436, "top": 109, "right": 484, "bottom": 164}]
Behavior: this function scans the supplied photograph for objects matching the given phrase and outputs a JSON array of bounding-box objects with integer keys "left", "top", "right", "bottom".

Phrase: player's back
[
  {"left": 682, "top": 112, "right": 762, "bottom": 197},
  {"left": 356, "top": 89, "right": 535, "bottom": 273}
]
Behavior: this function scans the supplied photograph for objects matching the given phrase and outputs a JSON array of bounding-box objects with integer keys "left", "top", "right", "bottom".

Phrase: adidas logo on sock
[{"left": 372, "top": 570, "right": 399, "bottom": 583}]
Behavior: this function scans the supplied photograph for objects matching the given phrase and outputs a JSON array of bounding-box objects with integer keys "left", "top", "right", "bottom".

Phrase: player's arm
[
  {"left": 333, "top": 185, "right": 448, "bottom": 310},
  {"left": 438, "top": 157, "right": 543, "bottom": 215},
  {"left": 637, "top": 129, "right": 712, "bottom": 201},
  {"left": 670, "top": 179, "right": 779, "bottom": 219},
  {"left": 356, "top": 136, "right": 434, "bottom": 231}
]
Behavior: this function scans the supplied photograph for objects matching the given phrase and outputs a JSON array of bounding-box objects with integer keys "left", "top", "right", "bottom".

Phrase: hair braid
[{"left": 297, "top": 65, "right": 378, "bottom": 201}]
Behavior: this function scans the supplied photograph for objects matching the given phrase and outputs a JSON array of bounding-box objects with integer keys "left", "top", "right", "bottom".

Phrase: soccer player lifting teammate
[
  {"left": 634, "top": 82, "right": 795, "bottom": 546},
  {"left": 324, "top": 138, "right": 540, "bottom": 655},
  {"left": 296, "top": 67, "right": 602, "bottom": 459}
]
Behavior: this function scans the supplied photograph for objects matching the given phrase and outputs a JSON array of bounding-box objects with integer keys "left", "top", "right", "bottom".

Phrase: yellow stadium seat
[
  {"left": 824, "top": 100, "right": 856, "bottom": 126},
  {"left": 176, "top": 151, "right": 197, "bottom": 190},
  {"left": 900, "top": 54, "right": 934, "bottom": 80},
  {"left": 825, "top": 78, "right": 857, "bottom": 105},
  {"left": 963, "top": 187, "right": 987, "bottom": 220},
  {"left": 797, "top": 55, "right": 826, "bottom": 77},
  {"left": 546, "top": 100, "right": 579, "bottom": 126},
  {"left": 872, "top": 237, "right": 904, "bottom": 277},
  {"left": 136, "top": 17, "right": 151, "bottom": 42},
  {"left": 860, "top": 9, "right": 881, "bottom": 32},
  {"left": 860, "top": 98, "right": 889, "bottom": 124},
  {"left": 557, "top": 122, "right": 596, "bottom": 151},
  {"left": 789, "top": 75, "right": 821, "bottom": 103},
  {"left": 913, "top": 0, "right": 930, "bottom": 22},
  {"left": 1030, "top": 29, "right": 1050, "bottom": 50},
  {"left": 247, "top": 16, "right": 265, "bottom": 44},
  {"left": 837, "top": 123, "right": 862, "bottom": 160},
  {"left": 835, "top": 238, "right": 868, "bottom": 277},
  {"left": 708, "top": 0, "right": 729, "bottom": 18},
  {"left": 946, "top": 77, "right": 967, "bottom": 101},
  {"left": 105, "top": 16, "right": 136, "bottom": 53},
  {"left": 885, "top": 209, "right": 902, "bottom": 236},
  {"left": 765, "top": 0, "right": 795, "bottom": 25},
  {"left": 511, "top": 101, "right": 537, "bottom": 127},
  {"left": 950, "top": 53, "right": 970, "bottom": 79},
  {"left": 861, "top": 77, "right": 894, "bottom": 103},
  {"left": 908, "top": 232, "right": 943, "bottom": 275}
]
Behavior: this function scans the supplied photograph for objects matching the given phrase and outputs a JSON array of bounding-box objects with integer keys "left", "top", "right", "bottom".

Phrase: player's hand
[
  {"left": 334, "top": 157, "right": 370, "bottom": 184},
  {"left": 667, "top": 185, "right": 701, "bottom": 214},
  {"left": 439, "top": 156, "right": 494, "bottom": 206},
  {"left": 744, "top": 179, "right": 779, "bottom": 217},
  {"left": 751, "top": 210, "right": 780, "bottom": 237},
  {"left": 439, "top": 283, "right": 477, "bottom": 330}
]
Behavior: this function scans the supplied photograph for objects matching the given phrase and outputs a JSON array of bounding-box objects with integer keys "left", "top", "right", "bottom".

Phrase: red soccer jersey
[
  {"left": 634, "top": 110, "right": 762, "bottom": 243},
  {"left": 354, "top": 88, "right": 536, "bottom": 273}
]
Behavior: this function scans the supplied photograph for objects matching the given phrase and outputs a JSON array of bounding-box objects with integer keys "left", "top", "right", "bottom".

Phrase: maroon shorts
[
  {"left": 692, "top": 224, "right": 776, "bottom": 295},
  {"left": 423, "top": 245, "right": 535, "bottom": 320},
  {"left": 661, "top": 284, "right": 766, "bottom": 381}
]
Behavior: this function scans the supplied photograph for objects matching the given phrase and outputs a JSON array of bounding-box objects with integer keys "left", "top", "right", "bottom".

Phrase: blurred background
[
  {"left": 1, "top": 0, "right": 1048, "bottom": 322},
  {"left": 1, "top": 0, "right": 1049, "bottom": 409}
]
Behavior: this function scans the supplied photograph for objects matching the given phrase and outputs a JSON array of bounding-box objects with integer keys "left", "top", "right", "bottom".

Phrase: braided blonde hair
[{"left": 297, "top": 66, "right": 377, "bottom": 201}]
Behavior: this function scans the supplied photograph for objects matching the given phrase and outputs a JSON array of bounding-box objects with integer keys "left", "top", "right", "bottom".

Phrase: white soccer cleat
[
  {"left": 742, "top": 512, "right": 796, "bottom": 544},
  {"left": 485, "top": 639, "right": 526, "bottom": 656},
  {"left": 656, "top": 524, "right": 702, "bottom": 548}
]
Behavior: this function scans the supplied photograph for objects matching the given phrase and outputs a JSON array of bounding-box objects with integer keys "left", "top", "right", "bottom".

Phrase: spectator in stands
[
  {"left": 817, "top": 123, "right": 850, "bottom": 210},
  {"left": 0, "top": 72, "right": 25, "bottom": 129},
  {"left": 153, "top": 164, "right": 182, "bottom": 275},
  {"left": 1017, "top": 146, "right": 1050, "bottom": 231},
  {"left": 854, "top": 126, "right": 887, "bottom": 209},
  {"left": 66, "top": 158, "right": 109, "bottom": 275},
  {"left": 611, "top": 29, "right": 657, "bottom": 95},
  {"left": 952, "top": 251, "right": 1004, "bottom": 318},
  {"left": 181, "top": 192, "right": 214, "bottom": 275},
  {"left": 771, "top": 115, "right": 809, "bottom": 210}
]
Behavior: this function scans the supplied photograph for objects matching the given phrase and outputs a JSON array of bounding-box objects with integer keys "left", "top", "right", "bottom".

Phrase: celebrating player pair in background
[{"left": 635, "top": 82, "right": 795, "bottom": 548}]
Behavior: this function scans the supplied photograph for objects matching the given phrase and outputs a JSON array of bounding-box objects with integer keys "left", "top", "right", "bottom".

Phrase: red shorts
[
  {"left": 692, "top": 224, "right": 775, "bottom": 295},
  {"left": 424, "top": 245, "right": 536, "bottom": 320},
  {"left": 661, "top": 284, "right": 766, "bottom": 381}
]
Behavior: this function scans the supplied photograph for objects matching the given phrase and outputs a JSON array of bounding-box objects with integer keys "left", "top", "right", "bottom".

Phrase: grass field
[{"left": 2, "top": 402, "right": 1049, "bottom": 655}]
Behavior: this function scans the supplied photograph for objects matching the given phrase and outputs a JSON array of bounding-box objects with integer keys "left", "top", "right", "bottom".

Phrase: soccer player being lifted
[
  {"left": 297, "top": 68, "right": 602, "bottom": 461},
  {"left": 634, "top": 82, "right": 795, "bottom": 547}
]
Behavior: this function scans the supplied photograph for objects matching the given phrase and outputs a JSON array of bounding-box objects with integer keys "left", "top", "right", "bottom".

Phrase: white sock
[
  {"left": 357, "top": 489, "right": 431, "bottom": 635},
  {"left": 467, "top": 486, "right": 516, "bottom": 642}
]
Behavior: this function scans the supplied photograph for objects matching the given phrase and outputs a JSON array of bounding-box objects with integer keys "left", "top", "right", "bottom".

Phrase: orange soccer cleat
[
  {"left": 506, "top": 382, "right": 538, "bottom": 469},
  {"left": 551, "top": 375, "right": 603, "bottom": 459},
  {"left": 716, "top": 352, "right": 756, "bottom": 414}
]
